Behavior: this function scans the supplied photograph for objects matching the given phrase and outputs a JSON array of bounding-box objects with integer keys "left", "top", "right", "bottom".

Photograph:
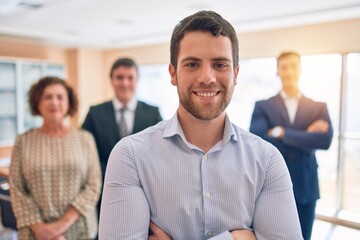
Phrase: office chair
[{"left": 0, "top": 178, "right": 17, "bottom": 230}]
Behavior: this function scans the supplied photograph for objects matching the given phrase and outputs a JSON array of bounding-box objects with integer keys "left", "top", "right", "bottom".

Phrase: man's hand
[
  {"left": 148, "top": 222, "right": 172, "bottom": 240},
  {"left": 268, "top": 126, "right": 285, "bottom": 140},
  {"left": 307, "top": 120, "right": 329, "bottom": 133},
  {"left": 231, "top": 229, "right": 256, "bottom": 240}
]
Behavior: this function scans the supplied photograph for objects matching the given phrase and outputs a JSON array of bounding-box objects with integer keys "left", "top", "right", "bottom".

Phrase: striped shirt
[{"left": 99, "top": 113, "right": 303, "bottom": 239}]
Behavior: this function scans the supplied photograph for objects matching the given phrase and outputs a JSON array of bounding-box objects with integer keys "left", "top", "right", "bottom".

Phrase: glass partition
[
  {"left": 21, "top": 63, "right": 43, "bottom": 132},
  {"left": 138, "top": 64, "right": 177, "bottom": 120},
  {"left": 0, "top": 60, "right": 65, "bottom": 146},
  {"left": 341, "top": 53, "right": 360, "bottom": 222},
  {"left": 0, "top": 62, "right": 17, "bottom": 144}
]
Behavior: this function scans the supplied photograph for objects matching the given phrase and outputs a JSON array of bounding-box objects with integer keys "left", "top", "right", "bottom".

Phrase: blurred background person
[
  {"left": 82, "top": 57, "right": 162, "bottom": 213},
  {"left": 250, "top": 51, "right": 333, "bottom": 240},
  {"left": 9, "top": 76, "right": 102, "bottom": 240}
]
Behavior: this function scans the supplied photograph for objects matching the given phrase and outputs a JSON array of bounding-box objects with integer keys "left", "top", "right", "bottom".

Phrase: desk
[
  {"left": 0, "top": 157, "right": 10, "bottom": 179},
  {"left": 0, "top": 173, "right": 17, "bottom": 230}
]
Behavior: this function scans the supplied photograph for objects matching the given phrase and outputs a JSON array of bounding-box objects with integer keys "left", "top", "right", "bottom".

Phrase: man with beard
[{"left": 99, "top": 11, "right": 302, "bottom": 240}]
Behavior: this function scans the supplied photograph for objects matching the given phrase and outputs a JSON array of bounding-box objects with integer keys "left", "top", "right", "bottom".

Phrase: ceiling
[{"left": 1, "top": 0, "right": 360, "bottom": 49}]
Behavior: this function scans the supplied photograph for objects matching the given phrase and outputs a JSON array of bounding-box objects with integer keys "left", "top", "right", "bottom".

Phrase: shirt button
[
  {"left": 207, "top": 231, "right": 213, "bottom": 236},
  {"left": 204, "top": 192, "right": 211, "bottom": 198},
  {"left": 203, "top": 155, "right": 207, "bottom": 160}
]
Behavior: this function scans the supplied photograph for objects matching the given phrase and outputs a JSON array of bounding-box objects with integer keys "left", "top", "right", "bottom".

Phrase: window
[
  {"left": 341, "top": 53, "right": 360, "bottom": 222},
  {"left": 137, "top": 64, "right": 177, "bottom": 120},
  {"left": 0, "top": 62, "right": 17, "bottom": 144},
  {"left": 301, "top": 54, "right": 342, "bottom": 215},
  {"left": 0, "top": 59, "right": 65, "bottom": 146}
]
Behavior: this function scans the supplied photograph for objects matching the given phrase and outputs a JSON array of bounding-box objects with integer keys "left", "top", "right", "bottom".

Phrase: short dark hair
[
  {"left": 28, "top": 76, "right": 78, "bottom": 116},
  {"left": 277, "top": 51, "right": 301, "bottom": 68},
  {"left": 170, "top": 10, "right": 239, "bottom": 70},
  {"left": 110, "top": 57, "right": 138, "bottom": 78}
]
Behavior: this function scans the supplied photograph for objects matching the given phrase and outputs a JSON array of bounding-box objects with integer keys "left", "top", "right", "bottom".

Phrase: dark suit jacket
[
  {"left": 250, "top": 94, "right": 333, "bottom": 204},
  {"left": 82, "top": 100, "right": 162, "bottom": 179}
]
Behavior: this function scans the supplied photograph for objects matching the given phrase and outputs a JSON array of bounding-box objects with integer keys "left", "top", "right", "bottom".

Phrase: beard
[{"left": 177, "top": 84, "right": 234, "bottom": 121}]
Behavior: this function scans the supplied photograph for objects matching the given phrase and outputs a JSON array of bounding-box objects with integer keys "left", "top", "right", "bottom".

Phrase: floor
[{"left": 312, "top": 220, "right": 360, "bottom": 240}]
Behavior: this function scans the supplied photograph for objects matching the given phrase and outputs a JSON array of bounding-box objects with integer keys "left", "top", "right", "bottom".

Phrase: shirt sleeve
[
  {"left": 70, "top": 133, "right": 102, "bottom": 218},
  {"left": 99, "top": 139, "right": 150, "bottom": 239},
  {"left": 9, "top": 136, "right": 43, "bottom": 228},
  {"left": 209, "top": 231, "right": 233, "bottom": 239},
  {"left": 252, "top": 144, "right": 303, "bottom": 240},
  {"left": 249, "top": 102, "right": 280, "bottom": 146},
  {"left": 283, "top": 103, "right": 333, "bottom": 151}
]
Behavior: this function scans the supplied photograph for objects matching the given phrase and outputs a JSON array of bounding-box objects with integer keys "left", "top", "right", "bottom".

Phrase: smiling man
[{"left": 99, "top": 11, "right": 302, "bottom": 240}]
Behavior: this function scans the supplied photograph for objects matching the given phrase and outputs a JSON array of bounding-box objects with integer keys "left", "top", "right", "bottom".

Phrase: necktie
[{"left": 119, "top": 108, "right": 128, "bottom": 138}]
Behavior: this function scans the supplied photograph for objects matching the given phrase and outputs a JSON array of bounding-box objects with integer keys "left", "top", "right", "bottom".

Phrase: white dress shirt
[
  {"left": 280, "top": 91, "right": 302, "bottom": 124},
  {"left": 112, "top": 97, "right": 137, "bottom": 134}
]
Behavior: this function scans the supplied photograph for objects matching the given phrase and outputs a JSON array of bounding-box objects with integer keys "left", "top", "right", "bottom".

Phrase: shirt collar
[
  {"left": 112, "top": 96, "right": 137, "bottom": 112},
  {"left": 163, "top": 111, "right": 237, "bottom": 143},
  {"left": 280, "top": 90, "right": 302, "bottom": 100}
]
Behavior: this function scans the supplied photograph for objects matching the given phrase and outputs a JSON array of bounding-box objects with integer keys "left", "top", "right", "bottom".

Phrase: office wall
[
  {"left": 103, "top": 18, "right": 360, "bottom": 66},
  {"left": 0, "top": 37, "right": 68, "bottom": 61},
  {"left": 2, "top": 18, "right": 360, "bottom": 126},
  {"left": 237, "top": 18, "right": 360, "bottom": 57},
  {"left": 66, "top": 49, "right": 106, "bottom": 124},
  {"left": 102, "top": 43, "right": 171, "bottom": 99},
  {"left": 1, "top": 18, "right": 360, "bottom": 157},
  {"left": 0, "top": 40, "right": 105, "bottom": 127},
  {"left": 101, "top": 18, "right": 360, "bottom": 108}
]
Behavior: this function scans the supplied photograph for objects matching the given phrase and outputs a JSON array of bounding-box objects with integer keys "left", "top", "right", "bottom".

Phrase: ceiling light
[
  {"left": 64, "top": 29, "right": 80, "bottom": 36},
  {"left": 18, "top": 0, "right": 44, "bottom": 9},
  {"left": 187, "top": 3, "right": 211, "bottom": 10},
  {"left": 115, "top": 19, "right": 132, "bottom": 25}
]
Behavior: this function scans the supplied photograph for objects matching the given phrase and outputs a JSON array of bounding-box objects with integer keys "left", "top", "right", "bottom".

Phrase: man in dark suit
[
  {"left": 82, "top": 57, "right": 162, "bottom": 212},
  {"left": 249, "top": 51, "right": 333, "bottom": 240}
]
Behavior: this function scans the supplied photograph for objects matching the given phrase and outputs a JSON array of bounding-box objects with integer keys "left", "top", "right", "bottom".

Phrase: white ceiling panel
[{"left": 0, "top": 0, "right": 359, "bottom": 48}]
